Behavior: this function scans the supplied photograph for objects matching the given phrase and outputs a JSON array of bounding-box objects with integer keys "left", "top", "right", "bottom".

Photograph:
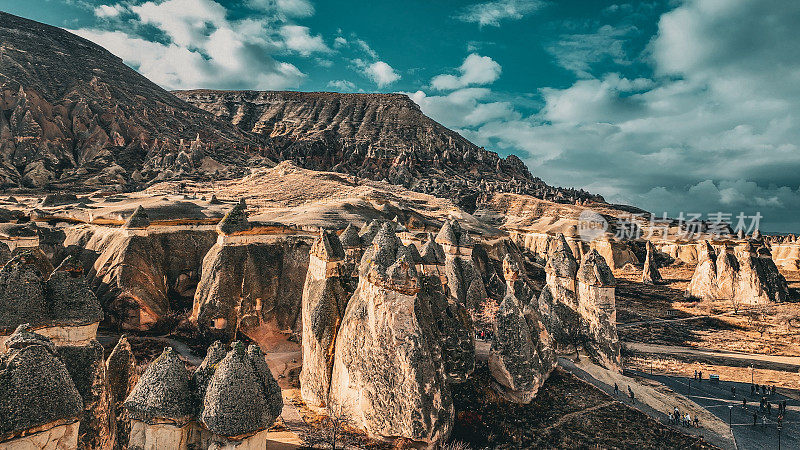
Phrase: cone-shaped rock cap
[
  {"left": 217, "top": 199, "right": 250, "bottom": 235},
  {"left": 247, "top": 344, "right": 283, "bottom": 421},
  {"left": 200, "top": 341, "right": 282, "bottom": 437},
  {"left": 124, "top": 205, "right": 150, "bottom": 229},
  {"left": 312, "top": 229, "right": 345, "bottom": 261},
  {"left": 0, "top": 325, "right": 83, "bottom": 439},
  {"left": 420, "top": 234, "right": 445, "bottom": 265},
  {"left": 46, "top": 255, "right": 104, "bottom": 327},
  {"left": 0, "top": 252, "right": 47, "bottom": 333},
  {"left": 545, "top": 234, "right": 578, "bottom": 278},
  {"left": 406, "top": 243, "right": 423, "bottom": 265},
  {"left": 698, "top": 240, "right": 716, "bottom": 260},
  {"left": 435, "top": 219, "right": 459, "bottom": 246},
  {"left": 339, "top": 223, "right": 362, "bottom": 248},
  {"left": 193, "top": 341, "right": 228, "bottom": 413},
  {"left": 577, "top": 249, "right": 616, "bottom": 286},
  {"left": 124, "top": 347, "right": 194, "bottom": 424},
  {"left": 358, "top": 219, "right": 384, "bottom": 245},
  {"left": 106, "top": 335, "right": 137, "bottom": 404}
]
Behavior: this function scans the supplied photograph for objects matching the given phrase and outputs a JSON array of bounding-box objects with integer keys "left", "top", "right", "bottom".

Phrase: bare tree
[{"left": 303, "top": 403, "right": 351, "bottom": 449}]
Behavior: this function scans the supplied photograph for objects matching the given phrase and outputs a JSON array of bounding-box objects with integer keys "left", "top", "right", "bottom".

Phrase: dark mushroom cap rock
[
  {"left": 123, "top": 205, "right": 151, "bottom": 229},
  {"left": 0, "top": 325, "right": 83, "bottom": 439},
  {"left": 435, "top": 219, "right": 459, "bottom": 247},
  {"left": 0, "top": 252, "right": 47, "bottom": 333},
  {"left": 200, "top": 342, "right": 282, "bottom": 437},
  {"left": 246, "top": 344, "right": 283, "bottom": 420},
  {"left": 46, "top": 256, "right": 104, "bottom": 327},
  {"left": 106, "top": 335, "right": 137, "bottom": 404},
  {"left": 577, "top": 250, "right": 616, "bottom": 287},
  {"left": 420, "top": 234, "right": 444, "bottom": 265},
  {"left": 0, "top": 222, "right": 37, "bottom": 238},
  {"left": 217, "top": 199, "right": 250, "bottom": 235},
  {"left": 124, "top": 347, "right": 194, "bottom": 424},
  {"left": 193, "top": 341, "right": 228, "bottom": 413},
  {"left": 311, "top": 229, "right": 345, "bottom": 261},
  {"left": 358, "top": 219, "right": 384, "bottom": 245},
  {"left": 406, "top": 243, "right": 423, "bottom": 264},
  {"left": 40, "top": 193, "right": 79, "bottom": 207},
  {"left": 338, "top": 223, "right": 362, "bottom": 248}
]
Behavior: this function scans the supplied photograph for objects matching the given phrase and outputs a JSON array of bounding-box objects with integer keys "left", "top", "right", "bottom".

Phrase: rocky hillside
[
  {"left": 175, "top": 90, "right": 604, "bottom": 211},
  {"left": 0, "top": 12, "right": 268, "bottom": 190}
]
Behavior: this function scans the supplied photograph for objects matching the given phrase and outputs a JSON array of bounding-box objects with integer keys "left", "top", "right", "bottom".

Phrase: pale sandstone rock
[
  {"left": 489, "top": 256, "right": 556, "bottom": 404},
  {"left": 330, "top": 224, "right": 453, "bottom": 446},
  {"left": 300, "top": 230, "right": 349, "bottom": 409},
  {"left": 686, "top": 241, "right": 717, "bottom": 301},
  {"left": 716, "top": 246, "right": 738, "bottom": 300},
  {"left": 577, "top": 250, "right": 621, "bottom": 370}
]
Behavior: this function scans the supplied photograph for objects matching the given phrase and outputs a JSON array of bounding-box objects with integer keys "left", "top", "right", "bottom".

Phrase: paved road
[{"left": 631, "top": 369, "right": 799, "bottom": 449}]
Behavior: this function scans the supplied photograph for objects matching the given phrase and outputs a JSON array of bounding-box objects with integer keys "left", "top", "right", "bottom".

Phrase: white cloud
[
  {"left": 94, "top": 4, "right": 126, "bottom": 18},
  {"left": 328, "top": 79, "right": 357, "bottom": 91},
  {"left": 546, "top": 25, "right": 635, "bottom": 78},
  {"left": 431, "top": 53, "right": 502, "bottom": 90},
  {"left": 364, "top": 61, "right": 400, "bottom": 87},
  {"left": 279, "top": 25, "right": 331, "bottom": 56},
  {"left": 70, "top": 0, "right": 315, "bottom": 90},
  {"left": 455, "top": 0, "right": 547, "bottom": 27},
  {"left": 247, "top": 0, "right": 314, "bottom": 17}
]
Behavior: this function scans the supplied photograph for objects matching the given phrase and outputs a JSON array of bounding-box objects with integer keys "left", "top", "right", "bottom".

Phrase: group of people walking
[{"left": 668, "top": 407, "right": 699, "bottom": 428}]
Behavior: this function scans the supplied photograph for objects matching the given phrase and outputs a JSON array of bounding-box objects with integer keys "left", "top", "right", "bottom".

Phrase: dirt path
[
  {"left": 624, "top": 341, "right": 800, "bottom": 371},
  {"left": 541, "top": 400, "right": 615, "bottom": 432}
]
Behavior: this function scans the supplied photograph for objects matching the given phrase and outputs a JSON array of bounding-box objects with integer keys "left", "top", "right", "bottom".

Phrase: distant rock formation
[
  {"left": 300, "top": 229, "right": 349, "bottom": 409},
  {"left": 641, "top": 241, "right": 662, "bottom": 285},
  {"left": 685, "top": 240, "right": 790, "bottom": 304},
  {"left": 577, "top": 250, "right": 621, "bottom": 370},
  {"left": 176, "top": 89, "right": 604, "bottom": 211},
  {"left": 330, "top": 224, "right": 453, "bottom": 446},
  {"left": 0, "top": 325, "right": 84, "bottom": 448}
]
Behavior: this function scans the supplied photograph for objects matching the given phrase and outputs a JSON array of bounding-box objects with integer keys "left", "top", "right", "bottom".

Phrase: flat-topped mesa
[
  {"left": 686, "top": 241, "right": 717, "bottom": 301},
  {"left": 330, "top": 222, "right": 453, "bottom": 446},
  {"left": 123, "top": 205, "right": 151, "bottom": 234},
  {"left": 301, "top": 229, "right": 350, "bottom": 409},
  {"left": 124, "top": 348, "right": 195, "bottom": 448},
  {"left": 200, "top": 342, "right": 283, "bottom": 446},
  {"left": 641, "top": 241, "right": 663, "bottom": 285},
  {"left": 576, "top": 250, "right": 621, "bottom": 370},
  {"left": 0, "top": 325, "right": 84, "bottom": 448},
  {"left": 489, "top": 275, "right": 556, "bottom": 404}
]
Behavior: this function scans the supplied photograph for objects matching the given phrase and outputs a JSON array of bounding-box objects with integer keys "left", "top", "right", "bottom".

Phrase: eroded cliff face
[
  {"left": 175, "top": 90, "right": 603, "bottom": 211},
  {"left": 63, "top": 226, "right": 218, "bottom": 330},
  {"left": 0, "top": 12, "right": 268, "bottom": 191},
  {"left": 191, "top": 238, "right": 311, "bottom": 346}
]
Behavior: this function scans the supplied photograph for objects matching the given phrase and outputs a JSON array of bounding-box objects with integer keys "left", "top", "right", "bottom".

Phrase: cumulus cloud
[
  {"left": 70, "top": 0, "right": 328, "bottom": 90},
  {"left": 279, "top": 25, "right": 331, "bottom": 56},
  {"left": 410, "top": 0, "right": 800, "bottom": 231},
  {"left": 455, "top": 0, "right": 547, "bottom": 27},
  {"left": 328, "top": 79, "right": 357, "bottom": 91},
  {"left": 546, "top": 25, "right": 635, "bottom": 78},
  {"left": 431, "top": 53, "right": 502, "bottom": 90},
  {"left": 364, "top": 61, "right": 400, "bottom": 87},
  {"left": 94, "top": 4, "right": 126, "bottom": 18}
]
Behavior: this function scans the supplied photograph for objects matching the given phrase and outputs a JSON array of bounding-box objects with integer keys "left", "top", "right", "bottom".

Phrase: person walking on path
[
  {"left": 614, "top": 383, "right": 619, "bottom": 396},
  {"left": 628, "top": 386, "right": 635, "bottom": 404},
  {"left": 753, "top": 411, "right": 758, "bottom": 427}
]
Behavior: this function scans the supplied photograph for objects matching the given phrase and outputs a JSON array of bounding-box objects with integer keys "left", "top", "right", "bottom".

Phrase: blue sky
[{"left": 5, "top": 0, "right": 800, "bottom": 232}]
